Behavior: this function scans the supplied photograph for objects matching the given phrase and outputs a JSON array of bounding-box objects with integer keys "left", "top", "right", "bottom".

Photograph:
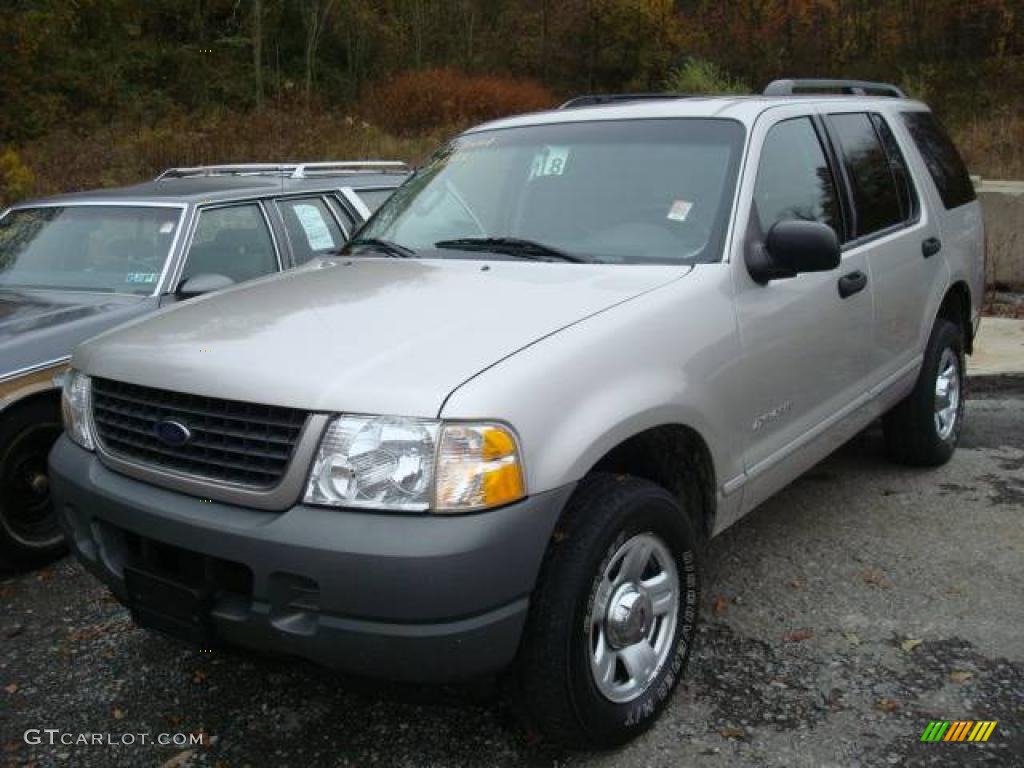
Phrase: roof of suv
[
  {"left": 15, "top": 171, "right": 408, "bottom": 208},
  {"left": 471, "top": 94, "right": 930, "bottom": 134}
]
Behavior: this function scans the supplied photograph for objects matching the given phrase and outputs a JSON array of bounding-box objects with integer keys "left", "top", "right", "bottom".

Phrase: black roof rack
[
  {"left": 559, "top": 93, "right": 685, "bottom": 109},
  {"left": 764, "top": 79, "right": 906, "bottom": 98}
]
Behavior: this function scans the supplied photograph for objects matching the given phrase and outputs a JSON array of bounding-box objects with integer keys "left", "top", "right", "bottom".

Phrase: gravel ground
[{"left": 2, "top": 386, "right": 1022, "bottom": 768}]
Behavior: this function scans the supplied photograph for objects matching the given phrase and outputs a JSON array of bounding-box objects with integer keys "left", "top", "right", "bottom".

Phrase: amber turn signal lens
[{"left": 434, "top": 423, "right": 525, "bottom": 512}]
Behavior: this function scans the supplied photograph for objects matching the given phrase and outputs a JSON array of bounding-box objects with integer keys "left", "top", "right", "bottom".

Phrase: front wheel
[
  {"left": 514, "top": 474, "right": 701, "bottom": 748},
  {"left": 0, "top": 400, "right": 67, "bottom": 571},
  {"left": 883, "top": 318, "right": 966, "bottom": 467}
]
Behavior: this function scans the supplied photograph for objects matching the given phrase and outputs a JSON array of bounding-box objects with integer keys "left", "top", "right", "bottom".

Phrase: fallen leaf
[
  {"left": 3, "top": 683, "right": 17, "bottom": 694},
  {"left": 112, "top": 708, "right": 124, "bottom": 720},
  {"left": 901, "top": 638, "right": 923, "bottom": 653},
  {"left": 876, "top": 697, "right": 900, "bottom": 713},
  {"left": 949, "top": 670, "right": 973, "bottom": 684},
  {"left": 861, "top": 568, "right": 893, "bottom": 589},
  {"left": 159, "top": 750, "right": 194, "bottom": 768},
  {"left": 192, "top": 670, "right": 207, "bottom": 684},
  {"left": 843, "top": 632, "right": 861, "bottom": 646},
  {"left": 789, "top": 579, "right": 803, "bottom": 589},
  {"left": 784, "top": 629, "right": 814, "bottom": 642},
  {"left": 718, "top": 726, "right": 746, "bottom": 740},
  {"left": 712, "top": 595, "right": 729, "bottom": 616}
]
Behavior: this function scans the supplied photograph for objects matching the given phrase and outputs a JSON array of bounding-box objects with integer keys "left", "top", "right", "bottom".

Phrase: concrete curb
[{"left": 968, "top": 372, "right": 1024, "bottom": 395}]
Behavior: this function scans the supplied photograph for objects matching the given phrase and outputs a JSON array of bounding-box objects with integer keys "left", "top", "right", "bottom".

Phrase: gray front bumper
[{"left": 49, "top": 436, "right": 573, "bottom": 682}]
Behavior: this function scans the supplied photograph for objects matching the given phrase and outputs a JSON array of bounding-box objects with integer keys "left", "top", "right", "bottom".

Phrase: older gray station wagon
[
  {"left": 51, "top": 81, "right": 983, "bottom": 747},
  {"left": 0, "top": 162, "right": 407, "bottom": 568}
]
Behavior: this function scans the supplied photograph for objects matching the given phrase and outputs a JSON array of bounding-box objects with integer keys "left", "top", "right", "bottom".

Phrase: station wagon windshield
[
  {"left": 0, "top": 205, "right": 183, "bottom": 294},
  {"left": 358, "top": 119, "right": 745, "bottom": 265}
]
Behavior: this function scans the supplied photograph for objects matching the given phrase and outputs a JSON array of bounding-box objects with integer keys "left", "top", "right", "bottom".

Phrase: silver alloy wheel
[
  {"left": 588, "top": 532, "right": 679, "bottom": 704},
  {"left": 934, "top": 347, "right": 961, "bottom": 441}
]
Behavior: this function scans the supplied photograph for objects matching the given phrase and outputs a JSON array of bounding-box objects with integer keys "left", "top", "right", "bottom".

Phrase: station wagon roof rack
[
  {"left": 559, "top": 93, "right": 685, "bottom": 109},
  {"left": 155, "top": 161, "right": 410, "bottom": 181},
  {"left": 764, "top": 79, "right": 906, "bottom": 98}
]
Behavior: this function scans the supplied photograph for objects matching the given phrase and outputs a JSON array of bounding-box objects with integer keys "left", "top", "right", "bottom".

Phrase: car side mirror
[
  {"left": 176, "top": 273, "right": 235, "bottom": 299},
  {"left": 746, "top": 220, "right": 841, "bottom": 284}
]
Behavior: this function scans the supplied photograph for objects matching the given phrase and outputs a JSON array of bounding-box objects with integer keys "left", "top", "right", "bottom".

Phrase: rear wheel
[
  {"left": 0, "top": 400, "right": 67, "bottom": 571},
  {"left": 883, "top": 318, "right": 965, "bottom": 467},
  {"left": 514, "top": 474, "right": 701, "bottom": 748}
]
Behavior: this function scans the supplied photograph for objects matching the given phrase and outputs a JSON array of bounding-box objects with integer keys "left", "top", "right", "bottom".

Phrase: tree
[{"left": 299, "top": 0, "right": 339, "bottom": 103}]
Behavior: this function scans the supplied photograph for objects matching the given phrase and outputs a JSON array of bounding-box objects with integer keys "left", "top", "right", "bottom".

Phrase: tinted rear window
[
  {"left": 871, "top": 114, "right": 917, "bottom": 222},
  {"left": 830, "top": 113, "right": 903, "bottom": 237},
  {"left": 901, "top": 112, "right": 976, "bottom": 210}
]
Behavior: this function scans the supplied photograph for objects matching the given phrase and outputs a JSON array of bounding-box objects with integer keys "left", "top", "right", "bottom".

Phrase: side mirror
[
  {"left": 175, "top": 273, "right": 234, "bottom": 299},
  {"left": 747, "top": 220, "right": 841, "bottom": 284}
]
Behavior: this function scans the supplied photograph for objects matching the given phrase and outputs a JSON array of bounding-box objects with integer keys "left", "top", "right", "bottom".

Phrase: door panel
[
  {"left": 828, "top": 111, "right": 939, "bottom": 387},
  {"left": 730, "top": 114, "right": 875, "bottom": 510}
]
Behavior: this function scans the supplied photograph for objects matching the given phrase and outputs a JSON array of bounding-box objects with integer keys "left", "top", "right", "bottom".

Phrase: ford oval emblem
[{"left": 154, "top": 419, "right": 192, "bottom": 447}]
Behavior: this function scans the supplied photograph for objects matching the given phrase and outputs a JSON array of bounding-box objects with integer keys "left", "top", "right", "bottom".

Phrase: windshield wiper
[
  {"left": 434, "top": 237, "right": 587, "bottom": 263},
  {"left": 343, "top": 238, "right": 417, "bottom": 259}
]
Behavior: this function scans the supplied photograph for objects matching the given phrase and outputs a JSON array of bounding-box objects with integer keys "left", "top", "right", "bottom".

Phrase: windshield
[
  {"left": 0, "top": 205, "right": 183, "bottom": 294},
  {"left": 359, "top": 119, "right": 745, "bottom": 265}
]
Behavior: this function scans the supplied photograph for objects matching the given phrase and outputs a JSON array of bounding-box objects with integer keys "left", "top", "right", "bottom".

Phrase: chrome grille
[{"left": 91, "top": 377, "right": 307, "bottom": 488}]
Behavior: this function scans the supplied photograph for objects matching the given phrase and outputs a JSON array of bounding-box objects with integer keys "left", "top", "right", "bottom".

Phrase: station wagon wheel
[
  {"left": 0, "top": 401, "right": 67, "bottom": 570},
  {"left": 514, "top": 473, "right": 700, "bottom": 748}
]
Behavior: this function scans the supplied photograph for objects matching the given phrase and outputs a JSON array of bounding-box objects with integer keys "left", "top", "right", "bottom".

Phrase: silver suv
[{"left": 50, "top": 80, "right": 984, "bottom": 747}]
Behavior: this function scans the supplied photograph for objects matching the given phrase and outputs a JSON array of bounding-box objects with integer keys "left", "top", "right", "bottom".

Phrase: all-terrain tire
[
  {"left": 882, "top": 318, "right": 965, "bottom": 467},
  {"left": 513, "top": 473, "right": 701, "bottom": 748}
]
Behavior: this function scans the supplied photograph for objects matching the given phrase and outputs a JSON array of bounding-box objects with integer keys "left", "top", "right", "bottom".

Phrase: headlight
[
  {"left": 61, "top": 369, "right": 95, "bottom": 451},
  {"left": 304, "top": 416, "right": 525, "bottom": 513}
]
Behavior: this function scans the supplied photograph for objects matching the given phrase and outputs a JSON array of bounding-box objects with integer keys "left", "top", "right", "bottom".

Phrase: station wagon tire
[
  {"left": 882, "top": 318, "right": 965, "bottom": 467},
  {"left": 514, "top": 473, "right": 700, "bottom": 748},
  {"left": 0, "top": 400, "right": 67, "bottom": 571}
]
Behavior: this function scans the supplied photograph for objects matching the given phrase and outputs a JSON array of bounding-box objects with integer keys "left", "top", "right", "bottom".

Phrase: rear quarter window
[
  {"left": 901, "top": 112, "right": 976, "bottom": 210},
  {"left": 354, "top": 188, "right": 395, "bottom": 213}
]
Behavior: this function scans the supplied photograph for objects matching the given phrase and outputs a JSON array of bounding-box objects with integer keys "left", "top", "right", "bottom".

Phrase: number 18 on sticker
[{"left": 530, "top": 146, "right": 571, "bottom": 178}]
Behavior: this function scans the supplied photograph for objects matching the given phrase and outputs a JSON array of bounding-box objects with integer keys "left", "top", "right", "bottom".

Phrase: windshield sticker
[
  {"left": 667, "top": 200, "right": 693, "bottom": 222},
  {"left": 125, "top": 272, "right": 159, "bottom": 284},
  {"left": 159, "top": 221, "right": 176, "bottom": 234},
  {"left": 530, "top": 146, "right": 571, "bottom": 178},
  {"left": 293, "top": 204, "right": 335, "bottom": 251}
]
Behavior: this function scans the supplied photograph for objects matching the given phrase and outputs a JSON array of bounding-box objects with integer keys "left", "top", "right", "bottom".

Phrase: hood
[
  {"left": 0, "top": 289, "right": 153, "bottom": 378},
  {"left": 76, "top": 258, "right": 687, "bottom": 416}
]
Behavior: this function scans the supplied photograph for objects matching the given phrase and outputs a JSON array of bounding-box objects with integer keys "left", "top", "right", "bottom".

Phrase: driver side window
[
  {"left": 180, "top": 204, "right": 277, "bottom": 285},
  {"left": 754, "top": 118, "right": 842, "bottom": 239}
]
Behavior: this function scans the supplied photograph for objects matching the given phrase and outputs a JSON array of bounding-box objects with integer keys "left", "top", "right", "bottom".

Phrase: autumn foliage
[
  {"left": 0, "top": 0, "right": 1022, "bottom": 204},
  {"left": 360, "top": 69, "right": 557, "bottom": 136}
]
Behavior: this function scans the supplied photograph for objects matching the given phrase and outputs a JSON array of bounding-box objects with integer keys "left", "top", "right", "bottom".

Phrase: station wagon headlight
[
  {"left": 61, "top": 369, "right": 95, "bottom": 451},
  {"left": 304, "top": 416, "right": 524, "bottom": 513}
]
